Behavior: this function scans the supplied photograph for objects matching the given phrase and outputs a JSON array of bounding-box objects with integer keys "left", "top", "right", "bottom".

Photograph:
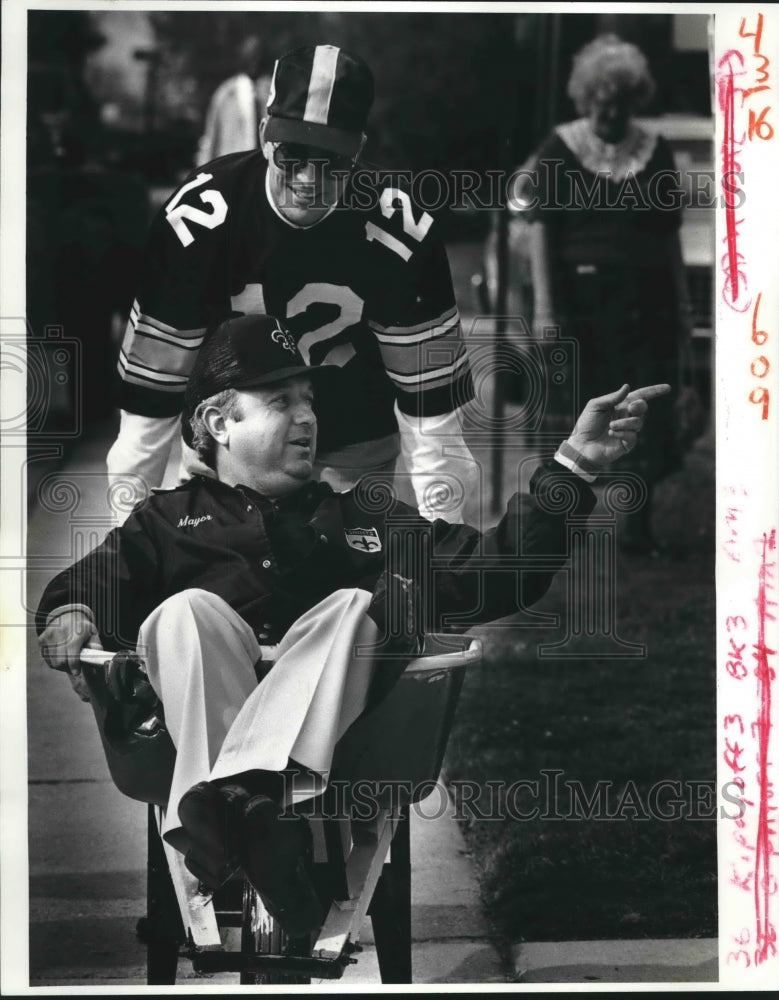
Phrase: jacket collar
[{"left": 193, "top": 474, "right": 333, "bottom": 510}]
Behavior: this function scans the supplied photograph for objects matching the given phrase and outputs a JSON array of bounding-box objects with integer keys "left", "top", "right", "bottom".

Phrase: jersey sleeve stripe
[
  {"left": 133, "top": 325, "right": 206, "bottom": 351},
  {"left": 118, "top": 350, "right": 190, "bottom": 388},
  {"left": 119, "top": 334, "right": 201, "bottom": 384},
  {"left": 127, "top": 301, "right": 206, "bottom": 350},
  {"left": 368, "top": 305, "right": 458, "bottom": 338},
  {"left": 384, "top": 350, "right": 470, "bottom": 388},
  {"left": 119, "top": 297, "right": 205, "bottom": 391},
  {"left": 377, "top": 324, "right": 467, "bottom": 377},
  {"left": 371, "top": 313, "right": 460, "bottom": 346},
  {"left": 128, "top": 299, "right": 178, "bottom": 336},
  {"left": 118, "top": 370, "right": 186, "bottom": 392},
  {"left": 392, "top": 368, "right": 469, "bottom": 397}
]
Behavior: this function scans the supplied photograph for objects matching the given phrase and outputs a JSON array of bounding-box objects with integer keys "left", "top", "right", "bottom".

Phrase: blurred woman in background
[{"left": 526, "top": 34, "right": 693, "bottom": 554}]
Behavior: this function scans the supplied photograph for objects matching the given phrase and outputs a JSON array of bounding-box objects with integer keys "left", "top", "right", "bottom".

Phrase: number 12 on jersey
[
  {"left": 166, "top": 173, "right": 228, "bottom": 248},
  {"left": 365, "top": 188, "right": 433, "bottom": 261}
]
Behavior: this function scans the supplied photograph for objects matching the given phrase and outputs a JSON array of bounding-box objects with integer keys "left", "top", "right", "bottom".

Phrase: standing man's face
[{"left": 262, "top": 133, "right": 355, "bottom": 228}]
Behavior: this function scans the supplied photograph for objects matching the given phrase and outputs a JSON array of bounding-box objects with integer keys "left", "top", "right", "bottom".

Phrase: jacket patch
[
  {"left": 177, "top": 515, "right": 213, "bottom": 528},
  {"left": 344, "top": 527, "right": 382, "bottom": 553}
]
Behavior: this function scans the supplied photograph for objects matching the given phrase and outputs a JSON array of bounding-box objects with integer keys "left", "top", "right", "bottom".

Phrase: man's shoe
[
  {"left": 178, "top": 780, "right": 252, "bottom": 890},
  {"left": 238, "top": 794, "right": 323, "bottom": 939}
]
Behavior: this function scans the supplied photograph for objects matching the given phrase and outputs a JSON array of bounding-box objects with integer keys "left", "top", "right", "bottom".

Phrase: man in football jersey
[{"left": 108, "top": 44, "right": 478, "bottom": 523}]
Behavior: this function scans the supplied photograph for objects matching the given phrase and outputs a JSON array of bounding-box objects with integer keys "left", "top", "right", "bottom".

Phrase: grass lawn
[{"left": 444, "top": 430, "right": 717, "bottom": 950}]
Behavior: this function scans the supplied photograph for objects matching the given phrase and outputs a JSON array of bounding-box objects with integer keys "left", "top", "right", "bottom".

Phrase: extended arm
[{"left": 428, "top": 383, "right": 671, "bottom": 625}]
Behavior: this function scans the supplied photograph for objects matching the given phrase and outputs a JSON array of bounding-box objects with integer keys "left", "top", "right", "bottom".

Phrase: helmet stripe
[{"left": 304, "top": 45, "right": 339, "bottom": 125}]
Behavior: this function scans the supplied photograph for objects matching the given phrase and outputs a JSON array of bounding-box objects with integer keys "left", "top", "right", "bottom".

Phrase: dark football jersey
[{"left": 118, "top": 151, "right": 474, "bottom": 453}]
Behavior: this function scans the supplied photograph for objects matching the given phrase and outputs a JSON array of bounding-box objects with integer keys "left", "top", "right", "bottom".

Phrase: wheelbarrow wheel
[{"left": 240, "top": 882, "right": 311, "bottom": 984}]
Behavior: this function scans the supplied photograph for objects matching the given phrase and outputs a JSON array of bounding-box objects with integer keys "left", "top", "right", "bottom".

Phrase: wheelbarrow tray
[{"left": 331, "top": 635, "right": 479, "bottom": 798}]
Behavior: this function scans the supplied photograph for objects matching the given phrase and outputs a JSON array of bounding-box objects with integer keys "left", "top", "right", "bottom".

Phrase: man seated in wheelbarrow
[{"left": 36, "top": 313, "right": 669, "bottom": 938}]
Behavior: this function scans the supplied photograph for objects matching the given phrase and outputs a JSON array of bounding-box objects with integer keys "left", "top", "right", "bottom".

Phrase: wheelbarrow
[{"left": 79, "top": 631, "right": 482, "bottom": 985}]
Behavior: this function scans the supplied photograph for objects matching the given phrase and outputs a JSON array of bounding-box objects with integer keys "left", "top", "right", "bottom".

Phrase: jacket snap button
[
  {"left": 258, "top": 632, "right": 269, "bottom": 640},
  {"left": 320, "top": 534, "right": 328, "bottom": 543},
  {"left": 262, "top": 559, "right": 271, "bottom": 569}
]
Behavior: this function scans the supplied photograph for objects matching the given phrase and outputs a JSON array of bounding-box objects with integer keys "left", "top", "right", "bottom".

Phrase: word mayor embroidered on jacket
[{"left": 177, "top": 514, "right": 213, "bottom": 528}]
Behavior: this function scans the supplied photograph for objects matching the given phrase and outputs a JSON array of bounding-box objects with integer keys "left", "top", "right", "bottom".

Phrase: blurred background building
[{"left": 25, "top": 9, "right": 712, "bottom": 438}]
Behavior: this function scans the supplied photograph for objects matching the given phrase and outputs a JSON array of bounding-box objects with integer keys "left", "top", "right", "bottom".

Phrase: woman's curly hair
[
  {"left": 567, "top": 34, "right": 656, "bottom": 115},
  {"left": 189, "top": 388, "right": 242, "bottom": 469}
]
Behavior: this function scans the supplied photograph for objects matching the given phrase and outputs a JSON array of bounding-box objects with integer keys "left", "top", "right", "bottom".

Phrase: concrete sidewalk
[{"left": 20, "top": 423, "right": 720, "bottom": 988}]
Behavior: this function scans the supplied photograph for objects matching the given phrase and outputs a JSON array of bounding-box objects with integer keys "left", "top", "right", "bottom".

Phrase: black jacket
[{"left": 36, "top": 463, "right": 596, "bottom": 650}]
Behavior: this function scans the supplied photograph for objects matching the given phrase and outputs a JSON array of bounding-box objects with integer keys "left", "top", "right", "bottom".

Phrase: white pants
[{"left": 137, "top": 588, "right": 379, "bottom": 849}]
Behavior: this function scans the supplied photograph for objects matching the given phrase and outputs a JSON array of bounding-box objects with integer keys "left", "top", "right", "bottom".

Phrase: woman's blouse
[{"left": 525, "top": 119, "right": 683, "bottom": 267}]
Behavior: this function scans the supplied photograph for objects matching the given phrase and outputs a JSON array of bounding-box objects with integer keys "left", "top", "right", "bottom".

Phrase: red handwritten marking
[
  {"left": 727, "top": 948, "right": 751, "bottom": 968},
  {"left": 748, "top": 106, "right": 775, "bottom": 141},
  {"left": 728, "top": 658, "right": 748, "bottom": 680},
  {"left": 725, "top": 737, "right": 746, "bottom": 773},
  {"left": 732, "top": 864, "right": 754, "bottom": 891},
  {"left": 725, "top": 510, "right": 743, "bottom": 563},
  {"left": 753, "top": 529, "right": 777, "bottom": 963},
  {"left": 753, "top": 57, "right": 770, "bottom": 86},
  {"left": 725, "top": 713, "right": 745, "bottom": 732},
  {"left": 750, "top": 294, "right": 771, "bottom": 420},
  {"left": 718, "top": 52, "right": 746, "bottom": 309},
  {"left": 752, "top": 294, "right": 767, "bottom": 345},
  {"left": 739, "top": 13, "right": 764, "bottom": 53}
]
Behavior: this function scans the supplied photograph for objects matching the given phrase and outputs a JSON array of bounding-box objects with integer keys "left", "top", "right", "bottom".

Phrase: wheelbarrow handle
[
  {"left": 79, "top": 648, "right": 147, "bottom": 668},
  {"left": 405, "top": 638, "right": 482, "bottom": 673},
  {"left": 78, "top": 638, "right": 480, "bottom": 671},
  {"left": 79, "top": 647, "right": 115, "bottom": 666}
]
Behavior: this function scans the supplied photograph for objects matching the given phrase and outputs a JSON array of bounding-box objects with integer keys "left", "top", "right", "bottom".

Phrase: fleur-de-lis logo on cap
[{"left": 271, "top": 321, "right": 297, "bottom": 354}]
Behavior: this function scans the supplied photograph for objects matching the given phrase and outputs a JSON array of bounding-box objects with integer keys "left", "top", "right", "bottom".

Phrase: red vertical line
[
  {"left": 754, "top": 530, "right": 776, "bottom": 962},
  {"left": 722, "top": 64, "right": 740, "bottom": 304}
]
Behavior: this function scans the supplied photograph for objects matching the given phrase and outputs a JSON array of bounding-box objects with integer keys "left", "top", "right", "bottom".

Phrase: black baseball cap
[
  {"left": 184, "top": 314, "right": 332, "bottom": 427},
  {"left": 264, "top": 44, "right": 374, "bottom": 157}
]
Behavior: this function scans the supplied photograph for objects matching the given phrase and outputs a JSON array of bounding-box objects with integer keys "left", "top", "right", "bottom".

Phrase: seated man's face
[
  {"left": 263, "top": 140, "right": 353, "bottom": 227},
  {"left": 224, "top": 375, "right": 317, "bottom": 495}
]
